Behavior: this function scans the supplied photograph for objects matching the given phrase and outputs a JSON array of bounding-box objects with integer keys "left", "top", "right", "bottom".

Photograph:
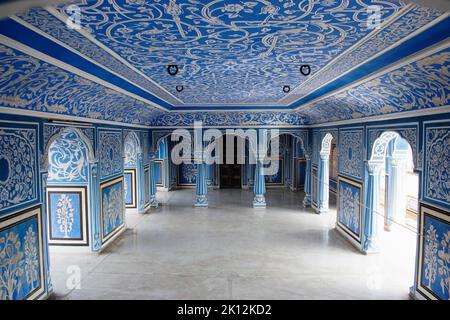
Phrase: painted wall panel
[
  {"left": 265, "top": 159, "right": 284, "bottom": 185},
  {"left": 124, "top": 169, "right": 136, "bottom": 208},
  {"left": 337, "top": 177, "right": 362, "bottom": 242},
  {"left": 417, "top": 204, "right": 449, "bottom": 300},
  {"left": 0, "top": 206, "right": 45, "bottom": 300},
  {"left": 47, "top": 129, "right": 90, "bottom": 184},
  {"left": 99, "top": 130, "right": 123, "bottom": 181},
  {"left": 100, "top": 177, "right": 125, "bottom": 244},
  {"left": 423, "top": 124, "right": 450, "bottom": 209},
  {"left": 338, "top": 128, "right": 364, "bottom": 180},
  {"left": 47, "top": 187, "right": 88, "bottom": 245},
  {"left": 178, "top": 163, "right": 197, "bottom": 186},
  {"left": 0, "top": 123, "right": 39, "bottom": 216}
]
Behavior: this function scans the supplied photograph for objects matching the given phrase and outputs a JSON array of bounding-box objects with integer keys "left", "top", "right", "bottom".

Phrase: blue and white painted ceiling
[{"left": 0, "top": 0, "right": 449, "bottom": 127}]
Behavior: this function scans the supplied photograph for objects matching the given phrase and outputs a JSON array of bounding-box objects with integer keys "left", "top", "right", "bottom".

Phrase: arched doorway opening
[
  {"left": 364, "top": 131, "right": 419, "bottom": 291},
  {"left": 315, "top": 133, "right": 338, "bottom": 214},
  {"left": 45, "top": 127, "right": 95, "bottom": 248},
  {"left": 218, "top": 133, "right": 245, "bottom": 189},
  {"left": 267, "top": 132, "right": 308, "bottom": 207},
  {"left": 150, "top": 133, "right": 173, "bottom": 207},
  {"left": 123, "top": 131, "right": 143, "bottom": 213}
]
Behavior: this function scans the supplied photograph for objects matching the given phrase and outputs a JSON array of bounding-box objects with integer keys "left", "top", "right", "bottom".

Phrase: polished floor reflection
[{"left": 49, "top": 189, "right": 415, "bottom": 300}]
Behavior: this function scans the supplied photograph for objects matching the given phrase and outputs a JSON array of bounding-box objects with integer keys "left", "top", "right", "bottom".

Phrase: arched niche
[
  {"left": 363, "top": 131, "right": 417, "bottom": 254},
  {"left": 123, "top": 131, "right": 142, "bottom": 210},
  {"left": 45, "top": 127, "right": 95, "bottom": 247}
]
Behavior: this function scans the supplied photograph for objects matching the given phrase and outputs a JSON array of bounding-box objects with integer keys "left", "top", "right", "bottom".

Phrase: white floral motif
[
  {"left": 425, "top": 128, "right": 450, "bottom": 204},
  {"left": 0, "top": 231, "right": 24, "bottom": 300},
  {"left": 338, "top": 130, "right": 363, "bottom": 179},
  {"left": 438, "top": 230, "right": 450, "bottom": 297},
  {"left": 56, "top": 194, "right": 75, "bottom": 238},
  {"left": 102, "top": 183, "right": 124, "bottom": 237},
  {"left": 24, "top": 227, "right": 39, "bottom": 290},
  {"left": 339, "top": 183, "right": 360, "bottom": 234},
  {"left": 48, "top": 130, "right": 89, "bottom": 183},
  {"left": 424, "top": 224, "right": 438, "bottom": 288},
  {"left": 0, "top": 128, "right": 37, "bottom": 211},
  {"left": 99, "top": 131, "right": 123, "bottom": 179}
]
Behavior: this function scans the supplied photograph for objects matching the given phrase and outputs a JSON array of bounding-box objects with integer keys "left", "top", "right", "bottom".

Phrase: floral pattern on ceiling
[
  {"left": 301, "top": 47, "right": 450, "bottom": 124},
  {"left": 0, "top": 44, "right": 165, "bottom": 125},
  {"left": 47, "top": 0, "right": 406, "bottom": 105}
]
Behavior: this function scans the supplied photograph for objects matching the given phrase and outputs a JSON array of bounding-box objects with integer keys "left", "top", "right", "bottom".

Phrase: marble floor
[{"left": 49, "top": 188, "right": 417, "bottom": 300}]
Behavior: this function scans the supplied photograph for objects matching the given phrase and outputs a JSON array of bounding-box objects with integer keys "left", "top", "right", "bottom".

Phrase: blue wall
[
  {"left": 309, "top": 112, "right": 450, "bottom": 300},
  {"left": 0, "top": 113, "right": 152, "bottom": 299}
]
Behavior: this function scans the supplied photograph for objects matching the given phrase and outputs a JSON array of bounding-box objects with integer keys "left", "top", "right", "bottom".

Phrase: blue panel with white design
[
  {"left": 154, "top": 161, "right": 163, "bottom": 186},
  {"left": 99, "top": 130, "right": 123, "bottom": 181},
  {"left": 0, "top": 122, "right": 39, "bottom": 216},
  {"left": 265, "top": 159, "right": 283, "bottom": 185},
  {"left": 49, "top": 192, "right": 82, "bottom": 240},
  {"left": 178, "top": 163, "right": 197, "bottom": 185},
  {"left": 123, "top": 172, "right": 133, "bottom": 206},
  {"left": 420, "top": 211, "right": 450, "bottom": 300},
  {"left": 101, "top": 178, "right": 124, "bottom": 242},
  {"left": 423, "top": 124, "right": 450, "bottom": 209},
  {"left": 47, "top": 129, "right": 90, "bottom": 184},
  {"left": 0, "top": 212, "right": 42, "bottom": 300},
  {"left": 338, "top": 179, "right": 361, "bottom": 239},
  {"left": 338, "top": 129, "right": 364, "bottom": 181}
]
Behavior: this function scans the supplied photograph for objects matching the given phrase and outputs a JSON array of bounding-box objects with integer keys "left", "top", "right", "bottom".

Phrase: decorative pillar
[
  {"left": 285, "top": 148, "right": 291, "bottom": 187},
  {"left": 303, "top": 154, "right": 311, "bottom": 207},
  {"left": 363, "top": 161, "right": 382, "bottom": 254},
  {"left": 40, "top": 172, "right": 52, "bottom": 294},
  {"left": 317, "top": 151, "right": 329, "bottom": 213},
  {"left": 385, "top": 157, "right": 407, "bottom": 231},
  {"left": 206, "top": 163, "right": 213, "bottom": 187},
  {"left": 149, "top": 152, "right": 159, "bottom": 208},
  {"left": 137, "top": 152, "right": 145, "bottom": 213},
  {"left": 253, "top": 155, "right": 266, "bottom": 208},
  {"left": 90, "top": 162, "right": 101, "bottom": 251},
  {"left": 194, "top": 153, "right": 208, "bottom": 208}
]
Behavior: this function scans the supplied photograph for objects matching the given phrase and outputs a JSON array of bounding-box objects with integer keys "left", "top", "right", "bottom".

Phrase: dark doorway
[{"left": 220, "top": 136, "right": 242, "bottom": 188}]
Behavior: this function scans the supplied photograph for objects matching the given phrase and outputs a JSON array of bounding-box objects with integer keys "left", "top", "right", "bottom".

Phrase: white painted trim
[
  {"left": 0, "top": 107, "right": 150, "bottom": 129},
  {"left": 0, "top": 35, "right": 168, "bottom": 112},
  {"left": 307, "top": 106, "right": 450, "bottom": 128},
  {"left": 46, "top": 7, "right": 184, "bottom": 106}
]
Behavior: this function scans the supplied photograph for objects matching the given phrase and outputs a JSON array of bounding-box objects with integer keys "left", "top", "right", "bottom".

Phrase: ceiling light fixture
[
  {"left": 300, "top": 65, "right": 311, "bottom": 76},
  {"left": 167, "top": 65, "right": 179, "bottom": 76},
  {"left": 283, "top": 85, "right": 290, "bottom": 93},
  {"left": 176, "top": 85, "right": 184, "bottom": 92}
]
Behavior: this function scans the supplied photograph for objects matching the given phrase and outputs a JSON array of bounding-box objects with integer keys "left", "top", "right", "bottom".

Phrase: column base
[
  {"left": 302, "top": 195, "right": 311, "bottom": 207},
  {"left": 363, "top": 237, "right": 380, "bottom": 254},
  {"left": 253, "top": 195, "right": 266, "bottom": 208},
  {"left": 318, "top": 207, "right": 329, "bottom": 214},
  {"left": 194, "top": 195, "right": 208, "bottom": 208},
  {"left": 149, "top": 196, "right": 159, "bottom": 208}
]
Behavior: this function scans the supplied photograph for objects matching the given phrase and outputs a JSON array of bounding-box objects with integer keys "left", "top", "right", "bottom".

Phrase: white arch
[
  {"left": 320, "top": 133, "right": 333, "bottom": 155},
  {"left": 42, "top": 126, "right": 95, "bottom": 171},
  {"left": 269, "top": 132, "right": 307, "bottom": 155},
  {"left": 370, "top": 131, "right": 401, "bottom": 164},
  {"left": 124, "top": 131, "right": 142, "bottom": 154}
]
